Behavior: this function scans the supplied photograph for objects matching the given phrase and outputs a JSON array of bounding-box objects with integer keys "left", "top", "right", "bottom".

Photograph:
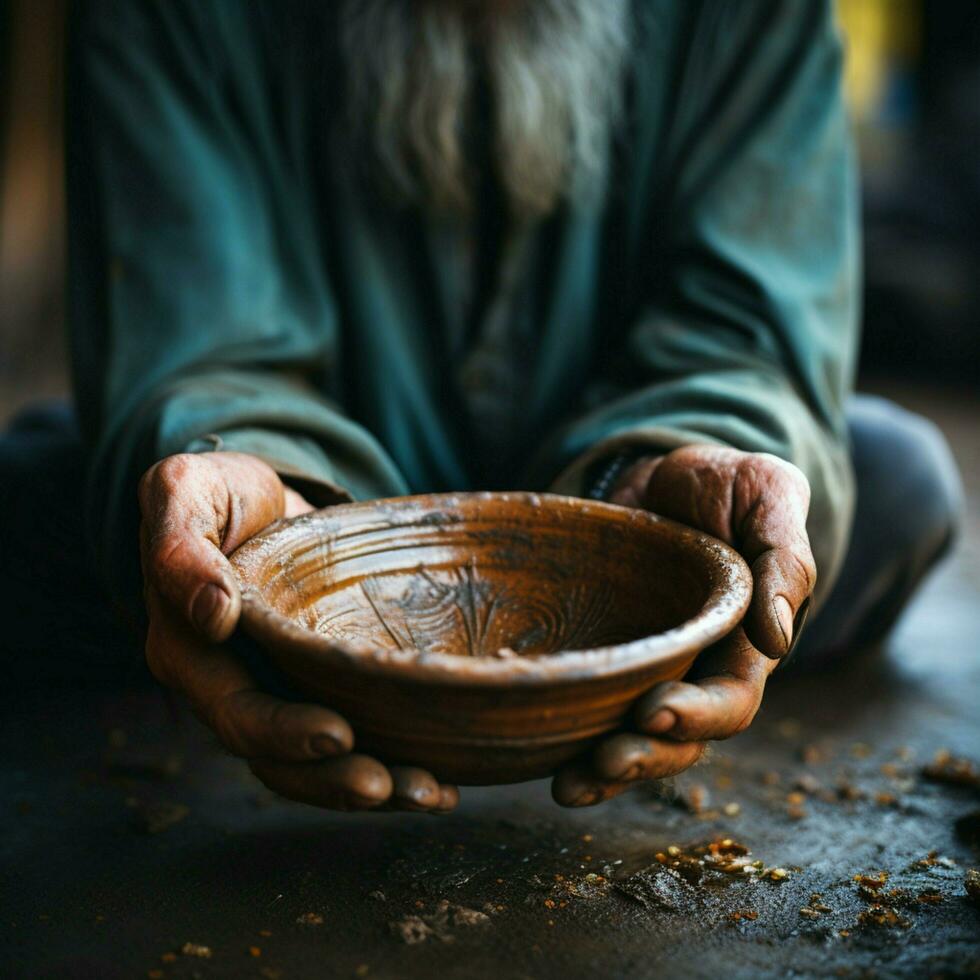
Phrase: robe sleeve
[
  {"left": 67, "top": 0, "right": 408, "bottom": 610},
  {"left": 538, "top": 0, "right": 860, "bottom": 596}
]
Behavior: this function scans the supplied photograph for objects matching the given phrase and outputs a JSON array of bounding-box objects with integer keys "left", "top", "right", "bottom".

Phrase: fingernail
[
  {"left": 191, "top": 583, "right": 230, "bottom": 638},
  {"left": 644, "top": 708, "right": 677, "bottom": 734},
  {"left": 572, "top": 790, "right": 598, "bottom": 807},
  {"left": 773, "top": 595, "right": 794, "bottom": 651},
  {"left": 312, "top": 733, "right": 343, "bottom": 757},
  {"left": 785, "top": 596, "right": 812, "bottom": 660}
]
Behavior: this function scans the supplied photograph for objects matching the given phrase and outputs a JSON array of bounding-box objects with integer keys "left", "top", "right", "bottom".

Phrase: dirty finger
[
  {"left": 249, "top": 754, "right": 393, "bottom": 811},
  {"left": 592, "top": 733, "right": 707, "bottom": 783}
]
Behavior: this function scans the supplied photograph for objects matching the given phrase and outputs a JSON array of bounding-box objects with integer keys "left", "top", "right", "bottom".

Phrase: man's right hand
[{"left": 138, "top": 451, "right": 459, "bottom": 813}]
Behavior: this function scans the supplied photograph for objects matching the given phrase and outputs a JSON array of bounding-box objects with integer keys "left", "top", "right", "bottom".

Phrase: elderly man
[{"left": 0, "top": 0, "right": 961, "bottom": 812}]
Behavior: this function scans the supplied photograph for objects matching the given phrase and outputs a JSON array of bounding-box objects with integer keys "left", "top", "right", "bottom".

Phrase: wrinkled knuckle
[
  {"left": 140, "top": 454, "right": 206, "bottom": 523},
  {"left": 208, "top": 696, "right": 248, "bottom": 757},
  {"left": 736, "top": 450, "right": 769, "bottom": 475},
  {"left": 147, "top": 454, "right": 205, "bottom": 506},
  {"left": 146, "top": 537, "right": 183, "bottom": 585},
  {"left": 789, "top": 547, "right": 818, "bottom": 593},
  {"left": 159, "top": 452, "right": 200, "bottom": 483},
  {"left": 756, "top": 453, "right": 806, "bottom": 489},
  {"left": 263, "top": 699, "right": 299, "bottom": 754},
  {"left": 777, "top": 458, "right": 811, "bottom": 499},
  {"left": 727, "top": 699, "right": 762, "bottom": 738}
]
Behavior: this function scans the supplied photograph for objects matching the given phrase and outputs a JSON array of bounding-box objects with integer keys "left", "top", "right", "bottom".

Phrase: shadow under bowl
[{"left": 230, "top": 492, "right": 752, "bottom": 785}]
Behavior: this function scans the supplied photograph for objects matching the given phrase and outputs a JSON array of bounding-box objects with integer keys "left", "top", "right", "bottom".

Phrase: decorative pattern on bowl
[{"left": 230, "top": 492, "right": 752, "bottom": 784}]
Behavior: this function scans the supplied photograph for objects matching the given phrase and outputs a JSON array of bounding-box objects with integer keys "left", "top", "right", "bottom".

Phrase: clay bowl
[{"left": 230, "top": 492, "right": 751, "bottom": 785}]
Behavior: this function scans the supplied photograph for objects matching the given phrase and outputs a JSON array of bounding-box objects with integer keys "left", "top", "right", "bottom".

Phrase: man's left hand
[{"left": 552, "top": 445, "right": 816, "bottom": 807}]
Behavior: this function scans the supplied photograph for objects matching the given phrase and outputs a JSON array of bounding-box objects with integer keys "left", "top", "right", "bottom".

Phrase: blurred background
[{"left": 1, "top": 0, "right": 978, "bottom": 419}]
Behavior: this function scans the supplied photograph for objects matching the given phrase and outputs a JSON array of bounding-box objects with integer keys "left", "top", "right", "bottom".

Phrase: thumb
[{"left": 139, "top": 452, "right": 286, "bottom": 642}]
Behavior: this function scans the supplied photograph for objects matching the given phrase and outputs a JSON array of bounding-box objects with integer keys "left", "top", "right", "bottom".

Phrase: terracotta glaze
[{"left": 230, "top": 492, "right": 752, "bottom": 784}]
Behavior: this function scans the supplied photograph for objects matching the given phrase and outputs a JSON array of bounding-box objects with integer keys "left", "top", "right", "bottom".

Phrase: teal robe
[{"left": 68, "top": 0, "right": 859, "bottom": 612}]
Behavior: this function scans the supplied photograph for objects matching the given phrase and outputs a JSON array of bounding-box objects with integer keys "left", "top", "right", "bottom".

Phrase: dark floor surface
[{"left": 3, "top": 382, "right": 979, "bottom": 980}]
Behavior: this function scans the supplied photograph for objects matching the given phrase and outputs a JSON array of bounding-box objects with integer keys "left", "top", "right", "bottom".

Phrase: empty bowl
[{"left": 230, "top": 492, "right": 751, "bottom": 784}]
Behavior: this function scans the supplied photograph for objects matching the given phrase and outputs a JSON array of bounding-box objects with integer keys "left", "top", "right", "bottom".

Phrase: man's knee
[{"left": 849, "top": 395, "right": 963, "bottom": 569}]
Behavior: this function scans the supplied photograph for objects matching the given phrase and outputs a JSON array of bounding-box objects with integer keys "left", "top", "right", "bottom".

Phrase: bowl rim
[{"left": 231, "top": 491, "right": 753, "bottom": 688}]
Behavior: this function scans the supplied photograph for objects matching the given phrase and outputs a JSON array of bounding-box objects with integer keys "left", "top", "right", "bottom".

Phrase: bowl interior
[{"left": 235, "top": 494, "right": 714, "bottom": 659}]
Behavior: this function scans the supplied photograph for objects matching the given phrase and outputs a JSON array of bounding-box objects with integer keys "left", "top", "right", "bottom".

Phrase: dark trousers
[{"left": 0, "top": 397, "right": 963, "bottom": 685}]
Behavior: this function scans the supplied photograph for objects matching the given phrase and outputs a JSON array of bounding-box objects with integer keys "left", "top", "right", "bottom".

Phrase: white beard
[{"left": 339, "top": 0, "right": 631, "bottom": 219}]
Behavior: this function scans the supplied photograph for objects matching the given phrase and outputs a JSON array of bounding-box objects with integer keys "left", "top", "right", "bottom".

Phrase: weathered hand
[
  {"left": 138, "top": 451, "right": 459, "bottom": 813},
  {"left": 552, "top": 445, "right": 816, "bottom": 807}
]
